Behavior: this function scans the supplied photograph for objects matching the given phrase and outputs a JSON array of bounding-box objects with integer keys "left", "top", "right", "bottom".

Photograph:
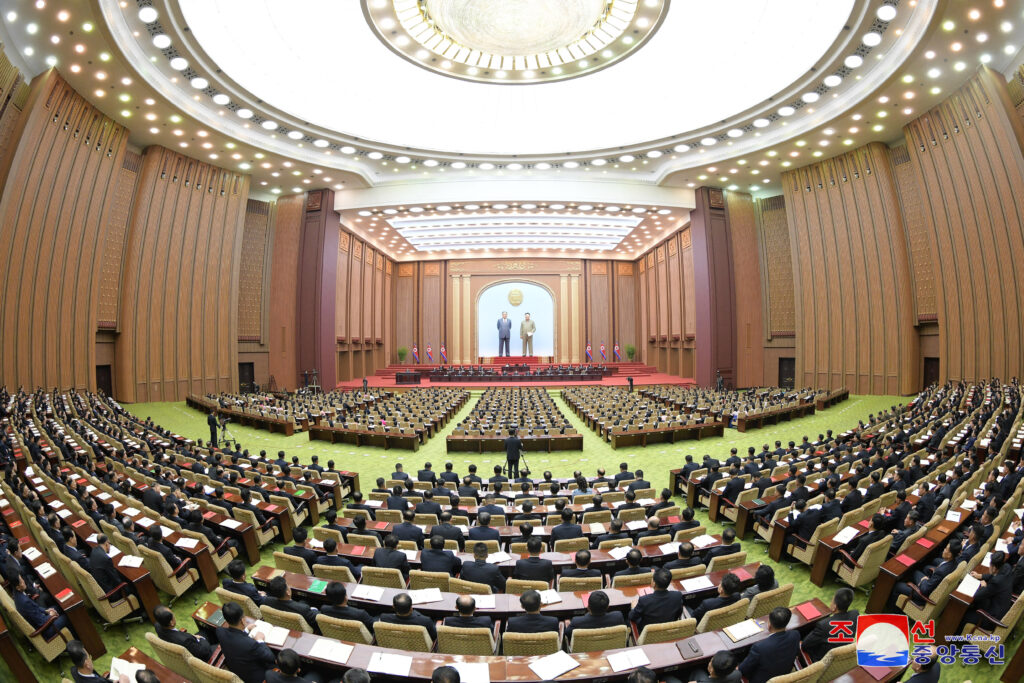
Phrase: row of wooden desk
[
  {"left": 186, "top": 394, "right": 297, "bottom": 436},
  {"left": 735, "top": 403, "right": 816, "bottom": 432},
  {"left": 446, "top": 434, "right": 584, "bottom": 453},
  {"left": 309, "top": 425, "right": 424, "bottom": 450}
]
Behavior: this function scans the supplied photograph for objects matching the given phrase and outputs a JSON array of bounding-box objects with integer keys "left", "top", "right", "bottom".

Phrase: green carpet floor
[{"left": 3, "top": 391, "right": 1010, "bottom": 682}]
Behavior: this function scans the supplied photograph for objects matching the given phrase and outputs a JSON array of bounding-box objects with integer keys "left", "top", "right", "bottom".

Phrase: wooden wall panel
[
  {"left": 336, "top": 229, "right": 349, "bottom": 341},
  {"left": 754, "top": 196, "right": 796, "bottom": 336},
  {"left": 783, "top": 142, "right": 917, "bottom": 394},
  {"left": 295, "top": 190, "right": 339, "bottom": 386},
  {"left": 421, "top": 267, "right": 442, "bottom": 350},
  {"left": 96, "top": 155, "right": 140, "bottom": 328},
  {"left": 889, "top": 145, "right": 937, "bottom": 320},
  {"left": 349, "top": 241, "right": 363, "bottom": 341},
  {"left": 691, "top": 188, "right": 737, "bottom": 387},
  {"left": 586, "top": 262, "right": 612, "bottom": 350},
  {"left": 394, "top": 265, "right": 415, "bottom": 352},
  {"left": 727, "top": 192, "right": 765, "bottom": 387},
  {"left": 116, "top": 147, "right": 249, "bottom": 401},
  {"left": 905, "top": 68, "right": 1024, "bottom": 382},
  {"left": 682, "top": 235, "right": 695, "bottom": 339},
  {"left": 0, "top": 71, "right": 128, "bottom": 390},
  {"left": 267, "top": 194, "right": 303, "bottom": 390},
  {"left": 237, "top": 199, "right": 272, "bottom": 340},
  {"left": 667, "top": 244, "right": 682, "bottom": 338},
  {"left": 362, "top": 248, "right": 375, "bottom": 342},
  {"left": 613, "top": 262, "right": 637, "bottom": 355},
  {"left": 0, "top": 50, "right": 26, "bottom": 170}
]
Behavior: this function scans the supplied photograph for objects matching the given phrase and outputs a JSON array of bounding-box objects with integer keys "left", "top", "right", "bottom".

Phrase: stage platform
[{"left": 336, "top": 362, "right": 696, "bottom": 390}]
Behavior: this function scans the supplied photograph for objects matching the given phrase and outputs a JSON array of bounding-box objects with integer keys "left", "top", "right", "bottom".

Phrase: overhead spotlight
[
  {"left": 877, "top": 5, "right": 897, "bottom": 21},
  {"left": 138, "top": 7, "right": 158, "bottom": 23},
  {"left": 152, "top": 34, "right": 171, "bottom": 49}
]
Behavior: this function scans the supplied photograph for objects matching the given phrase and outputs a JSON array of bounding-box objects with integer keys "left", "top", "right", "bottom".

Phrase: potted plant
[
  {"left": 625, "top": 344, "right": 636, "bottom": 361},
  {"left": 397, "top": 346, "right": 408, "bottom": 363}
]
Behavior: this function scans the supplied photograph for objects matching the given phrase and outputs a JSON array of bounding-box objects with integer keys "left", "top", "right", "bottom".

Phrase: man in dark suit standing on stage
[
  {"left": 497, "top": 311, "right": 512, "bottom": 357},
  {"left": 504, "top": 428, "right": 523, "bottom": 479},
  {"left": 208, "top": 412, "right": 218, "bottom": 447}
]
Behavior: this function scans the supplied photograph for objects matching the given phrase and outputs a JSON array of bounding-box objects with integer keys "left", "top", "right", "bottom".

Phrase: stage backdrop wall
[{"left": 476, "top": 281, "right": 554, "bottom": 357}]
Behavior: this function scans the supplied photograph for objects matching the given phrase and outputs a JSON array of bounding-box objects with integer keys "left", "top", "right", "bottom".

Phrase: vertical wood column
[
  {"left": 461, "top": 276, "right": 472, "bottom": 361},
  {"left": 691, "top": 187, "right": 737, "bottom": 388},
  {"left": 559, "top": 275, "right": 570, "bottom": 362},
  {"left": 451, "top": 273, "right": 462, "bottom": 364},
  {"left": 570, "top": 274, "right": 581, "bottom": 363},
  {"left": 296, "top": 190, "right": 339, "bottom": 388}
]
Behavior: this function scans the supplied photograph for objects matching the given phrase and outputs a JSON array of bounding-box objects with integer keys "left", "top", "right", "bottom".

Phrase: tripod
[
  {"left": 504, "top": 450, "right": 530, "bottom": 479},
  {"left": 219, "top": 422, "right": 238, "bottom": 451}
]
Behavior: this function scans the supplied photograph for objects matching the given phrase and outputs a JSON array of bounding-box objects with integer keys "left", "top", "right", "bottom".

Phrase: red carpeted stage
[{"left": 336, "top": 361, "right": 696, "bottom": 390}]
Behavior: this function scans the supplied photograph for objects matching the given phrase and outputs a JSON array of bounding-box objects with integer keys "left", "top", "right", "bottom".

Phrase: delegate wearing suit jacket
[
  {"left": 420, "top": 548, "right": 462, "bottom": 575},
  {"left": 468, "top": 526, "right": 501, "bottom": 542},
  {"left": 222, "top": 577, "right": 265, "bottom": 605},
  {"left": 628, "top": 588, "right": 684, "bottom": 632},
  {"left": 156, "top": 624, "right": 214, "bottom": 661},
  {"left": 379, "top": 609, "right": 437, "bottom": 641},
  {"left": 88, "top": 545, "right": 123, "bottom": 595},
  {"left": 391, "top": 522, "right": 425, "bottom": 548},
  {"left": 691, "top": 593, "right": 741, "bottom": 624},
  {"left": 262, "top": 596, "right": 319, "bottom": 629},
  {"left": 514, "top": 556, "right": 555, "bottom": 582},
  {"left": 216, "top": 625, "right": 277, "bottom": 683},
  {"left": 442, "top": 614, "right": 493, "bottom": 629},
  {"left": 460, "top": 559, "right": 506, "bottom": 593},
  {"left": 551, "top": 522, "right": 583, "bottom": 543},
  {"left": 373, "top": 547, "right": 411, "bottom": 577},
  {"left": 431, "top": 522, "right": 466, "bottom": 550},
  {"left": 320, "top": 603, "right": 374, "bottom": 632},
  {"left": 738, "top": 629, "right": 801, "bottom": 683},
  {"left": 565, "top": 611, "right": 625, "bottom": 641},
  {"left": 801, "top": 609, "right": 860, "bottom": 661},
  {"left": 506, "top": 612, "right": 559, "bottom": 633}
]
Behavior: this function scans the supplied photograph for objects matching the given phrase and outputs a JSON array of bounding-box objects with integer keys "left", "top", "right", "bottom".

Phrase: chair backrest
[
  {"left": 697, "top": 598, "right": 750, "bottom": 633},
  {"left": 145, "top": 631, "right": 194, "bottom": 679},
  {"left": 449, "top": 577, "right": 492, "bottom": 594},
  {"left": 214, "top": 587, "right": 262, "bottom": 619},
  {"left": 819, "top": 643, "right": 857, "bottom": 681},
  {"left": 765, "top": 661, "right": 825, "bottom": 682},
  {"left": 569, "top": 625, "right": 629, "bottom": 653},
  {"left": 186, "top": 653, "right": 245, "bottom": 683},
  {"left": 313, "top": 564, "right": 357, "bottom": 583},
  {"left": 553, "top": 537, "right": 590, "bottom": 553},
  {"left": 312, "top": 527, "right": 345, "bottom": 544},
  {"left": 669, "top": 564, "right": 706, "bottom": 581},
  {"left": 502, "top": 630, "right": 560, "bottom": 655},
  {"left": 437, "top": 625, "right": 495, "bottom": 655},
  {"left": 273, "top": 551, "right": 311, "bottom": 575},
  {"left": 611, "top": 572, "right": 653, "bottom": 588},
  {"left": 315, "top": 614, "right": 373, "bottom": 644},
  {"left": 414, "top": 514, "right": 439, "bottom": 526},
  {"left": 618, "top": 507, "right": 646, "bottom": 522},
  {"left": 707, "top": 551, "right": 747, "bottom": 573},
  {"left": 396, "top": 540, "right": 419, "bottom": 551},
  {"left": 637, "top": 533, "right": 671, "bottom": 547},
  {"left": 506, "top": 578, "right": 548, "bottom": 594},
  {"left": 361, "top": 566, "right": 406, "bottom": 588},
  {"left": 509, "top": 542, "right": 529, "bottom": 555},
  {"left": 347, "top": 533, "right": 382, "bottom": 548},
  {"left": 557, "top": 576, "right": 603, "bottom": 592},
  {"left": 598, "top": 538, "right": 633, "bottom": 550},
  {"left": 581, "top": 511, "right": 612, "bottom": 525},
  {"left": 637, "top": 618, "right": 696, "bottom": 645},
  {"left": 343, "top": 507, "right": 372, "bottom": 521},
  {"left": 748, "top": 583, "right": 794, "bottom": 619},
  {"left": 376, "top": 509, "right": 402, "bottom": 524},
  {"left": 261, "top": 604, "right": 313, "bottom": 633},
  {"left": 850, "top": 536, "right": 892, "bottom": 586},
  {"left": 138, "top": 545, "right": 188, "bottom": 594},
  {"left": 409, "top": 570, "right": 450, "bottom": 591},
  {"left": 374, "top": 621, "right": 433, "bottom": 652}
]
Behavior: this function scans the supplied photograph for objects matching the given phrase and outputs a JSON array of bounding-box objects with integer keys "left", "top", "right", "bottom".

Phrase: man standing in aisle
[
  {"left": 520, "top": 312, "right": 536, "bottom": 356},
  {"left": 207, "top": 412, "right": 218, "bottom": 447},
  {"left": 504, "top": 428, "right": 523, "bottom": 480},
  {"left": 497, "top": 311, "right": 512, "bottom": 357}
]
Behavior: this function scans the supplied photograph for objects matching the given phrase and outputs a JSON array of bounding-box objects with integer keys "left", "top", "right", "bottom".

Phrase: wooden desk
[{"left": 116, "top": 646, "right": 192, "bottom": 683}]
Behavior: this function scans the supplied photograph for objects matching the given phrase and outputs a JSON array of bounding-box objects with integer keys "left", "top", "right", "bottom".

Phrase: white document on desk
[
  {"left": 351, "top": 584, "right": 385, "bottom": 601},
  {"left": 408, "top": 587, "right": 443, "bottom": 605},
  {"left": 607, "top": 648, "right": 651, "bottom": 673},
  {"left": 957, "top": 575, "right": 981, "bottom": 597},
  {"left": 608, "top": 545, "right": 631, "bottom": 560},
  {"left": 690, "top": 534, "right": 717, "bottom": 548},
  {"left": 118, "top": 555, "right": 144, "bottom": 568},
  {"left": 486, "top": 551, "right": 512, "bottom": 563},
  {"left": 474, "top": 594, "right": 496, "bottom": 610},
  {"left": 368, "top": 652, "right": 412, "bottom": 677},
  {"left": 833, "top": 527, "right": 859, "bottom": 544},
  {"left": 308, "top": 636, "right": 353, "bottom": 664},
  {"left": 528, "top": 650, "right": 580, "bottom": 680},
  {"left": 453, "top": 662, "right": 491, "bottom": 683},
  {"left": 680, "top": 576, "right": 715, "bottom": 592},
  {"left": 109, "top": 657, "right": 146, "bottom": 681}
]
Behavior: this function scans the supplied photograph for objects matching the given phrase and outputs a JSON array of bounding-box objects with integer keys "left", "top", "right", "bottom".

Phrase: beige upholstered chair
[
  {"left": 637, "top": 533, "right": 671, "bottom": 547},
  {"left": 187, "top": 653, "right": 245, "bottom": 683},
  {"left": 818, "top": 643, "right": 858, "bottom": 681},
  {"left": 269, "top": 494, "right": 308, "bottom": 528},
  {"left": 696, "top": 598, "right": 750, "bottom": 633},
  {"left": 214, "top": 586, "right": 262, "bottom": 619},
  {"left": 569, "top": 625, "right": 629, "bottom": 653},
  {"left": 449, "top": 577, "right": 492, "bottom": 594},
  {"left": 597, "top": 537, "right": 633, "bottom": 550},
  {"left": 374, "top": 621, "right": 433, "bottom": 651},
  {"left": 897, "top": 562, "right": 967, "bottom": 624},
  {"left": 557, "top": 576, "right": 603, "bottom": 592},
  {"left": 618, "top": 507, "right": 646, "bottom": 523},
  {"left": 437, "top": 625, "right": 498, "bottom": 655},
  {"left": 316, "top": 614, "right": 373, "bottom": 644},
  {"left": 502, "top": 630, "right": 560, "bottom": 655},
  {"left": 0, "top": 585, "right": 74, "bottom": 662},
  {"left": 347, "top": 533, "right": 382, "bottom": 548},
  {"left": 669, "top": 564, "right": 706, "bottom": 581},
  {"left": 553, "top": 537, "right": 591, "bottom": 553},
  {"left": 707, "top": 551, "right": 747, "bottom": 573},
  {"left": 832, "top": 536, "right": 891, "bottom": 593},
  {"left": 747, "top": 583, "right": 794, "bottom": 619},
  {"left": 409, "top": 570, "right": 450, "bottom": 591},
  {"left": 765, "top": 661, "right": 824, "bottom": 682},
  {"left": 506, "top": 578, "right": 549, "bottom": 594},
  {"left": 69, "top": 561, "right": 143, "bottom": 638},
  {"left": 721, "top": 489, "right": 758, "bottom": 523},
  {"left": 273, "top": 550, "right": 311, "bottom": 575},
  {"left": 636, "top": 618, "right": 696, "bottom": 644},
  {"left": 138, "top": 545, "right": 199, "bottom": 606},
  {"left": 361, "top": 566, "right": 406, "bottom": 588},
  {"left": 312, "top": 564, "right": 357, "bottom": 583},
  {"left": 673, "top": 525, "right": 707, "bottom": 543},
  {"left": 261, "top": 604, "right": 313, "bottom": 633},
  {"left": 611, "top": 572, "right": 653, "bottom": 588},
  {"left": 312, "top": 527, "right": 345, "bottom": 545},
  {"left": 145, "top": 631, "right": 195, "bottom": 678},
  {"left": 375, "top": 509, "right": 403, "bottom": 524}
]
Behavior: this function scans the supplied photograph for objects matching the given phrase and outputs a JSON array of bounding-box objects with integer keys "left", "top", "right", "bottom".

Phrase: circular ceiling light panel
[{"left": 364, "top": 0, "right": 669, "bottom": 85}]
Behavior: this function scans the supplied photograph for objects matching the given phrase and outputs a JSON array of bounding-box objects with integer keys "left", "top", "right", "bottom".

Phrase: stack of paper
[
  {"left": 86, "top": 534, "right": 100, "bottom": 544},
  {"left": 589, "top": 523, "right": 607, "bottom": 534},
  {"left": 23, "top": 547, "right": 41, "bottom": 561},
  {"left": 159, "top": 525, "right": 175, "bottom": 538},
  {"left": 308, "top": 636, "right": 353, "bottom": 664},
  {"left": 249, "top": 620, "right": 289, "bottom": 646},
  {"left": 833, "top": 527, "right": 859, "bottom": 544},
  {"left": 308, "top": 539, "right": 324, "bottom": 549},
  {"left": 474, "top": 594, "right": 496, "bottom": 610},
  {"left": 351, "top": 585, "right": 385, "bottom": 600},
  {"left": 528, "top": 650, "right": 580, "bottom": 680},
  {"left": 680, "top": 576, "right": 715, "bottom": 592},
  {"left": 538, "top": 589, "right": 562, "bottom": 605},
  {"left": 124, "top": 507, "right": 140, "bottom": 516},
  {"left": 56, "top": 508, "right": 72, "bottom": 519},
  {"left": 690, "top": 534, "right": 717, "bottom": 548},
  {"left": 118, "top": 555, "right": 144, "bottom": 568},
  {"left": 176, "top": 537, "right": 200, "bottom": 549},
  {"left": 945, "top": 511, "right": 962, "bottom": 523},
  {"left": 957, "top": 575, "right": 981, "bottom": 597},
  {"left": 724, "top": 618, "right": 765, "bottom": 642},
  {"left": 452, "top": 662, "right": 490, "bottom": 683},
  {"left": 659, "top": 542, "right": 681, "bottom": 555},
  {"left": 367, "top": 652, "right": 412, "bottom": 676},
  {"left": 401, "top": 549, "right": 418, "bottom": 561},
  {"left": 221, "top": 519, "right": 242, "bottom": 529},
  {"left": 486, "top": 551, "right": 512, "bottom": 563},
  {"left": 608, "top": 545, "right": 632, "bottom": 560},
  {"left": 625, "top": 520, "right": 648, "bottom": 531},
  {"left": 108, "top": 546, "right": 121, "bottom": 558},
  {"left": 409, "top": 587, "right": 443, "bottom": 605},
  {"left": 37, "top": 563, "right": 56, "bottom": 578},
  {"left": 607, "top": 648, "right": 651, "bottom": 673},
  {"left": 135, "top": 518, "right": 155, "bottom": 528},
  {"left": 636, "top": 498, "right": 657, "bottom": 507},
  {"left": 108, "top": 657, "right": 147, "bottom": 681}
]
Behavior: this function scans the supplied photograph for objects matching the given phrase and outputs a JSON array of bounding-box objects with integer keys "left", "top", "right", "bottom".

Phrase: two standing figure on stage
[{"left": 496, "top": 311, "right": 537, "bottom": 356}]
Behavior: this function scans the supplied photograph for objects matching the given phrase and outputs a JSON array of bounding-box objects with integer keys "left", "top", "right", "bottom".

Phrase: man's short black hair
[
  {"left": 326, "top": 581, "right": 347, "bottom": 605},
  {"left": 277, "top": 649, "right": 301, "bottom": 675},
  {"left": 769, "top": 606, "right": 792, "bottom": 630},
  {"left": 834, "top": 587, "right": 854, "bottom": 612},
  {"left": 432, "top": 665, "right": 461, "bottom": 683},
  {"left": 267, "top": 576, "right": 287, "bottom": 599},
  {"left": 710, "top": 651, "right": 737, "bottom": 676},
  {"left": 586, "top": 590, "right": 610, "bottom": 615},
  {"left": 223, "top": 601, "right": 244, "bottom": 625},
  {"left": 520, "top": 589, "right": 541, "bottom": 612}
]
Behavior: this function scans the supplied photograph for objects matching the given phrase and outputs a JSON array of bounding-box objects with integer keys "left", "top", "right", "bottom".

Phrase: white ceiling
[{"left": 178, "top": 0, "right": 854, "bottom": 155}]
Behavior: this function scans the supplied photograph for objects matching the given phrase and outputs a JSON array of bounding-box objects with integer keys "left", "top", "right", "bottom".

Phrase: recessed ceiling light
[
  {"left": 423, "top": 159, "right": 439, "bottom": 167},
  {"left": 139, "top": 7, "right": 158, "bottom": 23},
  {"left": 479, "top": 162, "right": 496, "bottom": 170},
  {"left": 562, "top": 161, "right": 579, "bottom": 168},
  {"left": 752, "top": 118, "right": 770, "bottom": 128},
  {"left": 980, "top": 53, "right": 993, "bottom": 63},
  {"left": 190, "top": 77, "right": 209, "bottom": 89},
  {"left": 152, "top": 34, "right": 171, "bottom": 49},
  {"left": 672, "top": 144, "right": 690, "bottom": 153},
  {"left": 1001, "top": 21, "right": 1013, "bottom": 33},
  {"left": 236, "top": 108, "right": 253, "bottom": 119},
  {"left": 727, "top": 129, "right": 744, "bottom": 138},
  {"left": 506, "top": 162, "right": 523, "bottom": 170},
  {"left": 647, "top": 150, "right": 663, "bottom": 157},
  {"left": 313, "top": 139, "right": 329, "bottom": 148},
  {"left": 942, "top": 20, "right": 955, "bottom": 31},
  {"left": 863, "top": 32, "right": 882, "bottom": 47},
  {"left": 212, "top": 93, "right": 230, "bottom": 105},
  {"left": 824, "top": 74, "right": 843, "bottom": 87},
  {"left": 169, "top": 57, "right": 188, "bottom": 71},
  {"left": 591, "top": 158, "right": 607, "bottom": 166},
  {"left": 451, "top": 161, "right": 467, "bottom": 169},
  {"left": 968, "top": 9, "right": 981, "bottom": 21},
  {"left": 262, "top": 120, "right": 278, "bottom": 130},
  {"left": 701, "top": 137, "right": 718, "bottom": 145},
  {"left": 619, "top": 154, "right": 635, "bottom": 162},
  {"left": 954, "top": 61, "right": 967, "bottom": 71},
  {"left": 26, "top": 22, "right": 38, "bottom": 34},
  {"left": 877, "top": 5, "right": 897, "bottom": 21},
  {"left": 844, "top": 55, "right": 864, "bottom": 68},
  {"left": 976, "top": 32, "right": 988, "bottom": 43},
  {"left": 287, "top": 130, "right": 304, "bottom": 140},
  {"left": 367, "top": 151, "right": 384, "bottom": 160},
  {"left": 395, "top": 155, "right": 410, "bottom": 163},
  {"left": 778, "top": 106, "right": 795, "bottom": 116}
]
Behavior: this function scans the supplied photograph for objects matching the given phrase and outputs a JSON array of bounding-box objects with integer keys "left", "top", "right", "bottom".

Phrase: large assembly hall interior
[{"left": 1, "top": 1, "right": 1024, "bottom": 682}]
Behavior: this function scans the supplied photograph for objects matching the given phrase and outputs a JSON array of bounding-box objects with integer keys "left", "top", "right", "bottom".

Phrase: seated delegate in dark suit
[
  {"left": 513, "top": 537, "right": 554, "bottom": 582},
  {"left": 889, "top": 541, "right": 960, "bottom": 610},
  {"left": 506, "top": 589, "right": 559, "bottom": 633},
  {"left": 265, "top": 648, "right": 318, "bottom": 683},
  {"left": 550, "top": 509, "right": 583, "bottom": 543},
  {"left": 702, "top": 527, "right": 741, "bottom": 561},
  {"left": 467, "top": 512, "right": 501, "bottom": 543},
  {"left": 691, "top": 650, "right": 742, "bottom": 683},
  {"left": 284, "top": 527, "right": 320, "bottom": 570},
  {"left": 392, "top": 510, "right": 426, "bottom": 549},
  {"left": 614, "top": 549, "right": 650, "bottom": 578},
  {"left": 442, "top": 595, "right": 493, "bottom": 629},
  {"left": 738, "top": 607, "right": 801, "bottom": 683},
  {"left": 154, "top": 605, "right": 213, "bottom": 661},
  {"left": 413, "top": 491, "right": 443, "bottom": 517},
  {"left": 216, "top": 602, "right": 277, "bottom": 683},
  {"left": 378, "top": 593, "right": 436, "bottom": 641},
  {"left": 263, "top": 575, "right": 319, "bottom": 629},
  {"left": 320, "top": 582, "right": 374, "bottom": 633},
  {"left": 665, "top": 542, "right": 702, "bottom": 570},
  {"left": 12, "top": 574, "right": 69, "bottom": 640},
  {"left": 802, "top": 588, "right": 859, "bottom": 662},
  {"left": 417, "top": 463, "right": 438, "bottom": 487},
  {"left": 562, "top": 549, "right": 601, "bottom": 578},
  {"left": 431, "top": 512, "right": 466, "bottom": 550},
  {"left": 629, "top": 568, "right": 684, "bottom": 633},
  {"left": 67, "top": 639, "right": 115, "bottom": 683},
  {"left": 962, "top": 551, "right": 1014, "bottom": 630},
  {"left": 373, "top": 534, "right": 411, "bottom": 578},
  {"left": 222, "top": 559, "right": 266, "bottom": 605},
  {"left": 420, "top": 534, "right": 463, "bottom": 575},
  {"left": 386, "top": 486, "right": 409, "bottom": 511},
  {"left": 318, "top": 539, "right": 362, "bottom": 578},
  {"left": 593, "top": 518, "right": 630, "bottom": 548},
  {"left": 89, "top": 535, "right": 129, "bottom": 599},
  {"left": 565, "top": 591, "right": 624, "bottom": 642},
  {"left": 692, "top": 572, "right": 742, "bottom": 623},
  {"left": 460, "top": 542, "right": 506, "bottom": 593}
]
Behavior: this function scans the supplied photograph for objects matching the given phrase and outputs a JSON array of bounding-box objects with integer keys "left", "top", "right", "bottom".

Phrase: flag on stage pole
[
  {"left": 411, "top": 343, "right": 419, "bottom": 363},
  {"left": 613, "top": 343, "right": 621, "bottom": 360},
  {"left": 600, "top": 342, "right": 607, "bottom": 361},
  {"left": 440, "top": 343, "right": 448, "bottom": 364},
  {"left": 585, "top": 343, "right": 593, "bottom": 361},
  {"left": 426, "top": 343, "right": 433, "bottom": 362}
]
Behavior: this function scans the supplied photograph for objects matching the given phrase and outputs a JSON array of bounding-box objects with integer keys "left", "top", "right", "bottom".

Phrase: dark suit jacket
[
  {"left": 216, "top": 625, "right": 277, "bottom": 683},
  {"left": 664, "top": 556, "right": 703, "bottom": 570},
  {"left": 222, "top": 577, "right": 265, "bottom": 605},
  {"left": 919, "top": 560, "right": 956, "bottom": 596},
  {"left": 392, "top": 522, "right": 425, "bottom": 548},
  {"left": 417, "top": 470, "right": 438, "bottom": 486},
  {"left": 703, "top": 542, "right": 741, "bottom": 561},
  {"left": 414, "top": 501, "right": 443, "bottom": 516},
  {"left": 156, "top": 624, "right": 214, "bottom": 661},
  {"left": 628, "top": 589, "right": 684, "bottom": 631},
  {"left": 974, "top": 564, "right": 1014, "bottom": 619},
  {"left": 461, "top": 559, "right": 506, "bottom": 593},
  {"left": 627, "top": 479, "right": 651, "bottom": 492},
  {"left": 739, "top": 629, "right": 801, "bottom": 683},
  {"left": 317, "top": 554, "right": 361, "bottom": 578},
  {"left": 613, "top": 471, "right": 635, "bottom": 483},
  {"left": 88, "top": 546, "right": 122, "bottom": 594},
  {"left": 514, "top": 556, "right": 554, "bottom": 582},
  {"left": 566, "top": 611, "right": 625, "bottom": 641},
  {"left": 13, "top": 590, "right": 49, "bottom": 631},
  {"left": 379, "top": 609, "right": 436, "bottom": 641},
  {"left": 802, "top": 609, "right": 859, "bottom": 661},
  {"left": 321, "top": 603, "right": 374, "bottom": 632},
  {"left": 263, "top": 596, "right": 318, "bottom": 628},
  {"left": 562, "top": 566, "right": 600, "bottom": 578},
  {"left": 420, "top": 548, "right": 462, "bottom": 574},
  {"left": 692, "top": 593, "right": 741, "bottom": 623},
  {"left": 442, "top": 614, "right": 493, "bottom": 629},
  {"left": 373, "top": 547, "right": 411, "bottom": 577},
  {"left": 386, "top": 495, "right": 409, "bottom": 511},
  {"left": 721, "top": 478, "right": 745, "bottom": 505},
  {"left": 432, "top": 523, "right": 465, "bottom": 550},
  {"left": 468, "top": 526, "right": 501, "bottom": 542},
  {"left": 506, "top": 612, "right": 559, "bottom": 633},
  {"left": 551, "top": 523, "right": 583, "bottom": 543},
  {"left": 284, "top": 544, "right": 320, "bottom": 570}
]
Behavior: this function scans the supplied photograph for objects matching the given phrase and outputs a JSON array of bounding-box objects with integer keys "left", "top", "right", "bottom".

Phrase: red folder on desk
[{"left": 795, "top": 603, "right": 820, "bottom": 620}]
